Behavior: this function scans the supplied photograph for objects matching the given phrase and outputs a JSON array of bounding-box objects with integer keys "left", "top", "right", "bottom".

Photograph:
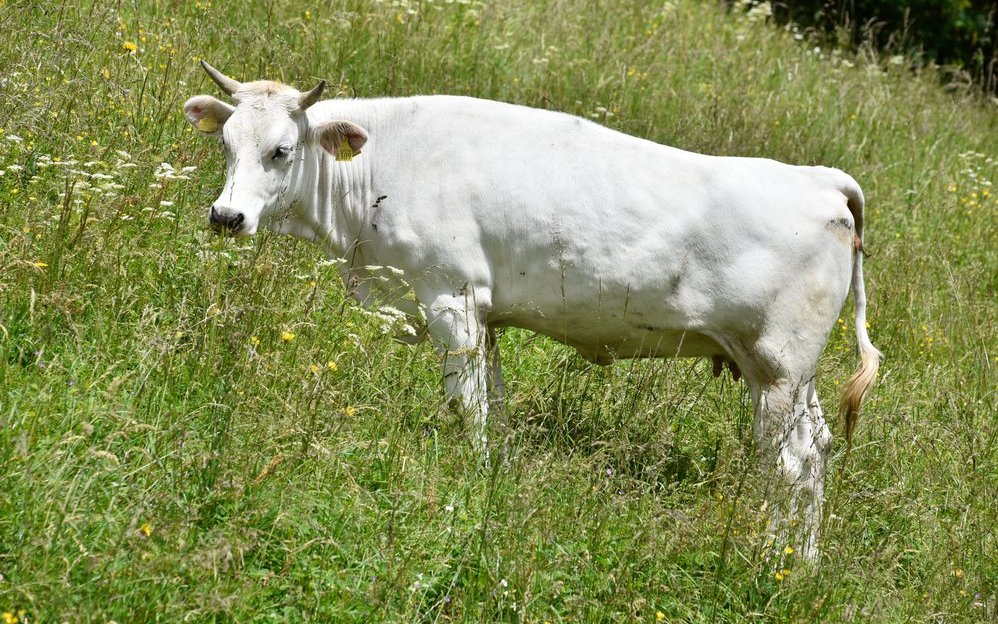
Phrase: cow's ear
[
  {"left": 314, "top": 120, "right": 368, "bottom": 161},
  {"left": 183, "top": 95, "right": 234, "bottom": 136}
]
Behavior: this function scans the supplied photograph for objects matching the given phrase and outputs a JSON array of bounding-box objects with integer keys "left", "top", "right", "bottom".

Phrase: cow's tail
[{"left": 836, "top": 173, "right": 883, "bottom": 448}]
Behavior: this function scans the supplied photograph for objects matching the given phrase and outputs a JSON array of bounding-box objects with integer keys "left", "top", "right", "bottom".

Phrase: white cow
[{"left": 184, "top": 62, "right": 881, "bottom": 559}]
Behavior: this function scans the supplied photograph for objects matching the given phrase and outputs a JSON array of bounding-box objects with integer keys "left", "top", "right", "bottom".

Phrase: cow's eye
[{"left": 272, "top": 146, "right": 292, "bottom": 160}]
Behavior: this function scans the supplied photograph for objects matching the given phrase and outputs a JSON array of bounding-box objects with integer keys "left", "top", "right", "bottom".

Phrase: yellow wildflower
[
  {"left": 326, "top": 360, "right": 338, "bottom": 372},
  {"left": 250, "top": 335, "right": 261, "bottom": 347},
  {"left": 122, "top": 41, "right": 138, "bottom": 53},
  {"left": 783, "top": 545, "right": 794, "bottom": 555},
  {"left": 281, "top": 331, "right": 295, "bottom": 342},
  {"left": 954, "top": 568, "right": 964, "bottom": 578},
  {"left": 2, "top": 612, "right": 16, "bottom": 624},
  {"left": 656, "top": 611, "right": 666, "bottom": 621},
  {"left": 342, "top": 406, "right": 358, "bottom": 417},
  {"left": 139, "top": 522, "right": 152, "bottom": 537},
  {"left": 774, "top": 571, "right": 785, "bottom": 581},
  {"left": 309, "top": 363, "right": 320, "bottom": 374}
]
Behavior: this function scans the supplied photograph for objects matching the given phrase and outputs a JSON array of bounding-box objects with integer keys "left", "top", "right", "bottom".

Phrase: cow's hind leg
[
  {"left": 424, "top": 293, "right": 490, "bottom": 457},
  {"left": 803, "top": 380, "right": 830, "bottom": 558},
  {"left": 750, "top": 372, "right": 831, "bottom": 562},
  {"left": 486, "top": 327, "right": 506, "bottom": 420}
]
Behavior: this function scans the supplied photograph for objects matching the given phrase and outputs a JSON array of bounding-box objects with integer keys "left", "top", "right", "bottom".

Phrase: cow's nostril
[{"left": 209, "top": 206, "right": 244, "bottom": 231}]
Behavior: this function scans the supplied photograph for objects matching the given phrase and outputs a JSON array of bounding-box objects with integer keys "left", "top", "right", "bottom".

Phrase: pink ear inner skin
[
  {"left": 345, "top": 130, "right": 366, "bottom": 153},
  {"left": 318, "top": 123, "right": 368, "bottom": 155},
  {"left": 320, "top": 130, "right": 340, "bottom": 155},
  {"left": 185, "top": 105, "right": 203, "bottom": 124}
]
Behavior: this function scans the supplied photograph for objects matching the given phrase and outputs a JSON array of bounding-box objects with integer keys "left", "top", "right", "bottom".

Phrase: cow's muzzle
[{"left": 209, "top": 206, "right": 245, "bottom": 233}]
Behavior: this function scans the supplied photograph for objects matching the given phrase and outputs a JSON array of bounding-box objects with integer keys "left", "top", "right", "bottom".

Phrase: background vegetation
[
  {"left": 764, "top": 0, "right": 997, "bottom": 92},
  {"left": 0, "top": 0, "right": 995, "bottom": 621}
]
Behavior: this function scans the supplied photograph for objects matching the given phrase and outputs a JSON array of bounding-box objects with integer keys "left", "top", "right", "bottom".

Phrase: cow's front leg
[{"left": 425, "top": 294, "right": 489, "bottom": 456}]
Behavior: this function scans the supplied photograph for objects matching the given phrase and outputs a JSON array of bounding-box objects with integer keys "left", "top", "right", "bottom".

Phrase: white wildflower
[
  {"left": 153, "top": 162, "right": 192, "bottom": 181},
  {"left": 744, "top": 1, "right": 772, "bottom": 22}
]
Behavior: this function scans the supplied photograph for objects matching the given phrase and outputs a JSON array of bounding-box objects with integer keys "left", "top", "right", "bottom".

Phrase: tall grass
[{"left": 0, "top": 0, "right": 994, "bottom": 621}]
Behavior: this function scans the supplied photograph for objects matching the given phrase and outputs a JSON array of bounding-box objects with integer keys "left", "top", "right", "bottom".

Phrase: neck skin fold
[{"left": 268, "top": 130, "right": 376, "bottom": 298}]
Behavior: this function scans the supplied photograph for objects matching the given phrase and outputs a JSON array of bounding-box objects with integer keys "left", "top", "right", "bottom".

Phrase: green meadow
[{"left": 0, "top": 0, "right": 995, "bottom": 621}]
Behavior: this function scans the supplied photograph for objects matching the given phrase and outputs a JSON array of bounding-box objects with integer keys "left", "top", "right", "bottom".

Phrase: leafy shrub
[{"left": 757, "top": 0, "right": 997, "bottom": 91}]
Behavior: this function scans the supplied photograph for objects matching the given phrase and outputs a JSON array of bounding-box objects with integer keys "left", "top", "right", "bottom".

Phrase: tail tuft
[{"left": 840, "top": 345, "right": 881, "bottom": 444}]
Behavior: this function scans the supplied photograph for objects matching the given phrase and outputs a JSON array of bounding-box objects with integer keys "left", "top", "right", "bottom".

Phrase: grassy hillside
[{"left": 0, "top": 0, "right": 995, "bottom": 621}]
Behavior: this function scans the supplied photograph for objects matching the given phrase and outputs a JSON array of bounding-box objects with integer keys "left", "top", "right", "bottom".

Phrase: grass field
[{"left": 0, "top": 0, "right": 995, "bottom": 621}]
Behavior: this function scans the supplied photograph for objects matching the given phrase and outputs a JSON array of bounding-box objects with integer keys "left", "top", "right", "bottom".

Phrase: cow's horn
[
  {"left": 299, "top": 80, "right": 327, "bottom": 110},
  {"left": 200, "top": 60, "right": 242, "bottom": 96}
]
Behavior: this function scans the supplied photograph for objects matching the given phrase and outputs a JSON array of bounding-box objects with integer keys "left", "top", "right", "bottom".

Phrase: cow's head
[{"left": 183, "top": 61, "right": 368, "bottom": 236}]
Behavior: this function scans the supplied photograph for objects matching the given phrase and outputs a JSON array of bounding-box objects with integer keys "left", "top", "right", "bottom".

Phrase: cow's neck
[{"left": 275, "top": 143, "right": 373, "bottom": 262}]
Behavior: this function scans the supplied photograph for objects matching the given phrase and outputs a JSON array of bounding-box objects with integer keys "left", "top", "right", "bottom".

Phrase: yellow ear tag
[
  {"left": 335, "top": 140, "right": 354, "bottom": 162},
  {"left": 197, "top": 116, "right": 218, "bottom": 133}
]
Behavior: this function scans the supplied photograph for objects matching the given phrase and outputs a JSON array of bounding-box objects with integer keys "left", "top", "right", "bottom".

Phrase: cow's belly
[{"left": 490, "top": 308, "right": 725, "bottom": 364}]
